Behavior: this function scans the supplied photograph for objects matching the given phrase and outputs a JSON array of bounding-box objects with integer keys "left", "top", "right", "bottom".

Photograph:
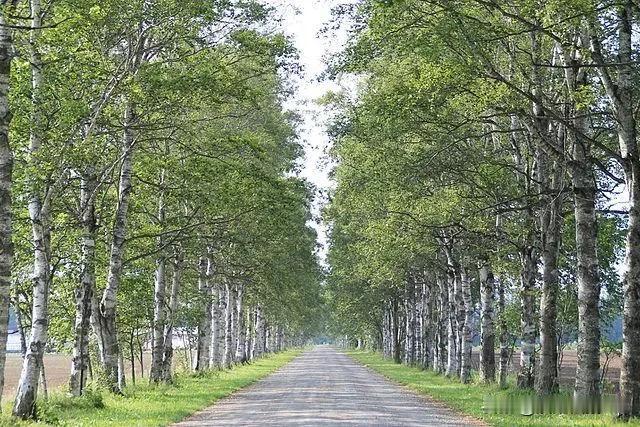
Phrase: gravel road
[{"left": 174, "top": 346, "right": 484, "bottom": 426}]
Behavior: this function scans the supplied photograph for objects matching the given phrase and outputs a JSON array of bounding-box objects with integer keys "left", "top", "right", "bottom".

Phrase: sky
[{"left": 264, "top": 0, "right": 354, "bottom": 264}]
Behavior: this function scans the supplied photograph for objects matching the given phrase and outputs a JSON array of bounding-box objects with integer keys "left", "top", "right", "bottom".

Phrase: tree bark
[
  {"left": 210, "top": 277, "right": 224, "bottom": 368},
  {"left": 436, "top": 273, "right": 448, "bottom": 373},
  {"left": 517, "top": 245, "right": 537, "bottom": 389},
  {"left": 96, "top": 101, "right": 136, "bottom": 393},
  {"left": 223, "top": 280, "right": 235, "bottom": 368},
  {"left": 244, "top": 308, "right": 252, "bottom": 360},
  {"left": 445, "top": 262, "right": 457, "bottom": 377},
  {"left": 195, "top": 256, "right": 211, "bottom": 371},
  {"left": 536, "top": 155, "right": 562, "bottom": 395},
  {"left": 587, "top": 4, "right": 638, "bottom": 415},
  {"left": 572, "top": 111, "right": 601, "bottom": 401},
  {"left": 14, "top": 1, "right": 51, "bottom": 416},
  {"left": 149, "top": 172, "right": 167, "bottom": 383},
  {"left": 160, "top": 248, "right": 182, "bottom": 382},
  {"left": 459, "top": 262, "right": 473, "bottom": 383},
  {"left": 234, "top": 284, "right": 246, "bottom": 363},
  {"left": 0, "top": 5, "right": 14, "bottom": 411},
  {"left": 498, "top": 277, "right": 509, "bottom": 389},
  {"left": 404, "top": 279, "right": 416, "bottom": 365},
  {"left": 69, "top": 171, "right": 97, "bottom": 396},
  {"left": 252, "top": 305, "right": 265, "bottom": 358},
  {"left": 479, "top": 259, "right": 496, "bottom": 383}
]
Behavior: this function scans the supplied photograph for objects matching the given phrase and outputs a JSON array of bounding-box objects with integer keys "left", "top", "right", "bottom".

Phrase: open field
[
  {"left": 3, "top": 352, "right": 154, "bottom": 400},
  {"left": 471, "top": 349, "right": 622, "bottom": 391}
]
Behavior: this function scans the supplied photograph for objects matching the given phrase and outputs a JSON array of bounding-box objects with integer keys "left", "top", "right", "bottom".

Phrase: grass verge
[
  {"left": 0, "top": 349, "right": 302, "bottom": 427},
  {"left": 346, "top": 350, "right": 640, "bottom": 427}
]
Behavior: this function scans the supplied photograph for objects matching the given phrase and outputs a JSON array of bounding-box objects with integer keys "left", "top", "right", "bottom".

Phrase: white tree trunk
[
  {"left": 96, "top": 102, "right": 136, "bottom": 393},
  {"left": 445, "top": 266, "right": 457, "bottom": 377},
  {"left": 149, "top": 173, "right": 166, "bottom": 382},
  {"left": 0, "top": 8, "right": 14, "bottom": 411},
  {"left": 404, "top": 280, "right": 416, "bottom": 365},
  {"left": 160, "top": 248, "right": 182, "bottom": 382},
  {"left": 230, "top": 285, "right": 239, "bottom": 363},
  {"left": 498, "top": 277, "right": 509, "bottom": 389},
  {"left": 460, "top": 263, "right": 473, "bottom": 384},
  {"left": 234, "top": 284, "right": 246, "bottom": 363},
  {"left": 252, "top": 305, "right": 265, "bottom": 358},
  {"left": 435, "top": 274, "right": 448, "bottom": 373},
  {"left": 517, "top": 245, "right": 537, "bottom": 389},
  {"left": 195, "top": 256, "right": 211, "bottom": 371},
  {"left": 223, "top": 280, "right": 235, "bottom": 368},
  {"left": 588, "top": 6, "right": 639, "bottom": 415},
  {"left": 14, "top": 1, "right": 51, "bottom": 416},
  {"left": 70, "top": 171, "right": 97, "bottom": 396},
  {"left": 244, "top": 309, "right": 252, "bottom": 360},
  {"left": 479, "top": 259, "right": 495, "bottom": 383},
  {"left": 210, "top": 278, "right": 224, "bottom": 369}
]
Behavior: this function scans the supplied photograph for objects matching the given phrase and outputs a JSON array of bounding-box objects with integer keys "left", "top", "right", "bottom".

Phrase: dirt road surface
[{"left": 175, "top": 346, "right": 484, "bottom": 426}]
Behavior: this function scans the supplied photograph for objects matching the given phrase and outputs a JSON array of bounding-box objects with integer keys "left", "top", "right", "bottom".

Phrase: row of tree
[
  {"left": 0, "top": 0, "right": 322, "bottom": 420},
  {"left": 326, "top": 0, "right": 640, "bottom": 419}
]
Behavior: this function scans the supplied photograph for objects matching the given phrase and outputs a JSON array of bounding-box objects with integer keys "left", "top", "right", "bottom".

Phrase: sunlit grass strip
[
  {"left": 0, "top": 349, "right": 302, "bottom": 427},
  {"left": 346, "top": 350, "right": 637, "bottom": 427}
]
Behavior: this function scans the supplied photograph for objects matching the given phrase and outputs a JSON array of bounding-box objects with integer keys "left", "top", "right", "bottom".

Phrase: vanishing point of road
[{"left": 174, "top": 346, "right": 485, "bottom": 426}]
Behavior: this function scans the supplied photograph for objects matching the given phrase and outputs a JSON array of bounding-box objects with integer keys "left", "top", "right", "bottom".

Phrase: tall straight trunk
[
  {"left": 455, "top": 282, "right": 464, "bottom": 377},
  {"left": 436, "top": 274, "right": 448, "bottom": 373},
  {"left": 588, "top": 4, "right": 638, "bottom": 415},
  {"left": 195, "top": 256, "right": 211, "bottom": 371},
  {"left": 573, "top": 143, "right": 601, "bottom": 399},
  {"left": 498, "top": 277, "right": 509, "bottom": 389},
  {"left": 160, "top": 249, "right": 182, "bottom": 382},
  {"left": 14, "top": 1, "right": 51, "bottom": 416},
  {"left": 404, "top": 279, "right": 416, "bottom": 365},
  {"left": 382, "top": 302, "right": 390, "bottom": 358},
  {"left": 391, "top": 299, "right": 401, "bottom": 363},
  {"left": 459, "top": 263, "right": 473, "bottom": 384},
  {"left": 622, "top": 163, "right": 640, "bottom": 417},
  {"left": 536, "top": 163, "right": 562, "bottom": 395},
  {"left": 569, "top": 58, "right": 601, "bottom": 403},
  {"left": 234, "top": 284, "right": 246, "bottom": 363},
  {"left": 421, "top": 281, "right": 433, "bottom": 369},
  {"left": 96, "top": 101, "right": 136, "bottom": 393},
  {"left": 244, "top": 309, "right": 252, "bottom": 360},
  {"left": 445, "top": 264, "right": 457, "bottom": 377},
  {"left": 129, "top": 332, "right": 135, "bottom": 384},
  {"left": 149, "top": 253, "right": 166, "bottom": 381},
  {"left": 264, "top": 325, "right": 270, "bottom": 353},
  {"left": 276, "top": 325, "right": 284, "bottom": 352},
  {"left": 416, "top": 291, "right": 423, "bottom": 366},
  {"left": 517, "top": 245, "right": 537, "bottom": 389},
  {"left": 0, "top": 7, "right": 14, "bottom": 411},
  {"left": 149, "top": 173, "right": 167, "bottom": 383},
  {"left": 479, "top": 259, "right": 496, "bottom": 383},
  {"left": 252, "top": 305, "right": 265, "bottom": 358},
  {"left": 223, "top": 280, "right": 234, "bottom": 368},
  {"left": 70, "top": 172, "right": 97, "bottom": 396},
  {"left": 117, "top": 353, "right": 125, "bottom": 390},
  {"left": 230, "top": 285, "right": 239, "bottom": 363},
  {"left": 210, "top": 281, "right": 224, "bottom": 368},
  {"left": 528, "top": 26, "right": 561, "bottom": 396}
]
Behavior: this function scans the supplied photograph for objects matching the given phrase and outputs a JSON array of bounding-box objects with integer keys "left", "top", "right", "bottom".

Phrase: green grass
[
  {"left": 0, "top": 349, "right": 302, "bottom": 427},
  {"left": 346, "top": 350, "right": 640, "bottom": 427}
]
